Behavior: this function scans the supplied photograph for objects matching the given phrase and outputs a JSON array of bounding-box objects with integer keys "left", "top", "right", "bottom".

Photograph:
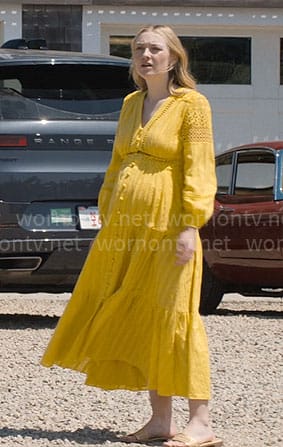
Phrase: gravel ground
[{"left": 0, "top": 292, "right": 282, "bottom": 447}]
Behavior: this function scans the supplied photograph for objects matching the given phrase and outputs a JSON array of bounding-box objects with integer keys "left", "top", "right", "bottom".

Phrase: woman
[{"left": 41, "top": 25, "right": 222, "bottom": 447}]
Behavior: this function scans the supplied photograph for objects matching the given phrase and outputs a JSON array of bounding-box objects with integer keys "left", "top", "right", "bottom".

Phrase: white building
[{"left": 0, "top": 0, "right": 282, "bottom": 153}]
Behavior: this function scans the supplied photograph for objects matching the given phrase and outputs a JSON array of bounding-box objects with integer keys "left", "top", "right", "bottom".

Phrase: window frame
[
  {"left": 276, "top": 150, "right": 283, "bottom": 200},
  {"left": 215, "top": 152, "right": 234, "bottom": 195}
]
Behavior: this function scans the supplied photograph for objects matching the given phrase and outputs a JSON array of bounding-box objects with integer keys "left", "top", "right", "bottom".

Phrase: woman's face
[{"left": 133, "top": 31, "right": 173, "bottom": 80}]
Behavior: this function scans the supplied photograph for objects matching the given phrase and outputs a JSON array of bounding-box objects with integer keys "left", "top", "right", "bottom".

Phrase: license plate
[
  {"left": 50, "top": 208, "right": 73, "bottom": 224},
  {"left": 78, "top": 206, "right": 102, "bottom": 230}
]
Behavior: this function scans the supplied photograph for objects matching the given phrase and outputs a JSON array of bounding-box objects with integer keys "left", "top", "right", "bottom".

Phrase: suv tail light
[{"left": 0, "top": 136, "right": 28, "bottom": 147}]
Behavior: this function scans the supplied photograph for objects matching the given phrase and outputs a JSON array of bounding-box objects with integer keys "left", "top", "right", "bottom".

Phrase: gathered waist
[{"left": 123, "top": 151, "right": 181, "bottom": 168}]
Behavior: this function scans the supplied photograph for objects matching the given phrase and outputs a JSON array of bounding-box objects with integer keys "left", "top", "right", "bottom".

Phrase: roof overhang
[
  {"left": 3, "top": 0, "right": 283, "bottom": 8},
  {"left": 91, "top": 0, "right": 283, "bottom": 6}
]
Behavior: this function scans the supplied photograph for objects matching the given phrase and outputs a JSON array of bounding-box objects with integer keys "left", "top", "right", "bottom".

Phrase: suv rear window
[{"left": 0, "top": 64, "right": 132, "bottom": 120}]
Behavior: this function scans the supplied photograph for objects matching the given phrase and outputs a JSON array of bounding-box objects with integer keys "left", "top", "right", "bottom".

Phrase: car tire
[{"left": 199, "top": 261, "right": 224, "bottom": 315}]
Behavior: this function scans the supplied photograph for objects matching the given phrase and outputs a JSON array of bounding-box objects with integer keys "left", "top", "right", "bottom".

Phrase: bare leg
[
  {"left": 163, "top": 399, "right": 215, "bottom": 446},
  {"left": 148, "top": 391, "right": 178, "bottom": 436},
  {"left": 120, "top": 391, "right": 177, "bottom": 442}
]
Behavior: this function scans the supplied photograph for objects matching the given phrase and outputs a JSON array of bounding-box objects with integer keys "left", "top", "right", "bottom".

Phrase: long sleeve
[{"left": 181, "top": 93, "right": 217, "bottom": 229}]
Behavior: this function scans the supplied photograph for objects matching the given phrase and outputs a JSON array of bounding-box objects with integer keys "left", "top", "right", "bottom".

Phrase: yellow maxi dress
[{"left": 41, "top": 88, "right": 217, "bottom": 399}]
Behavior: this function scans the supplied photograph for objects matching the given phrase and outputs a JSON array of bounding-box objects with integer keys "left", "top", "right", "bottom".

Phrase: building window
[
  {"left": 110, "top": 36, "right": 133, "bottom": 59},
  {"left": 180, "top": 37, "right": 251, "bottom": 84},
  {"left": 280, "top": 38, "right": 283, "bottom": 85},
  {"left": 22, "top": 5, "right": 82, "bottom": 52},
  {"left": 110, "top": 35, "right": 251, "bottom": 85}
]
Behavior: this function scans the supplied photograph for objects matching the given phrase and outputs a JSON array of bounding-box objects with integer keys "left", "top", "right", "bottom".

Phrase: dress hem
[{"left": 40, "top": 359, "right": 211, "bottom": 400}]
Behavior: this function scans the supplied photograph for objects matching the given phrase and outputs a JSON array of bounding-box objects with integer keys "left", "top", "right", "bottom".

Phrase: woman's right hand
[{"left": 175, "top": 227, "right": 197, "bottom": 265}]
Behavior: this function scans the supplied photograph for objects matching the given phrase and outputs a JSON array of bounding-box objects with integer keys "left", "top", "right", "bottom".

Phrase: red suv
[{"left": 200, "top": 141, "right": 283, "bottom": 314}]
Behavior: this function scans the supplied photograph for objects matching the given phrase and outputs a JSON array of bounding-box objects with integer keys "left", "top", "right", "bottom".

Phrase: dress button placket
[{"left": 135, "top": 127, "right": 143, "bottom": 150}]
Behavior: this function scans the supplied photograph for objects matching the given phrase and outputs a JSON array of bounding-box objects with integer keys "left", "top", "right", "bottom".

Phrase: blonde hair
[{"left": 130, "top": 25, "right": 196, "bottom": 93}]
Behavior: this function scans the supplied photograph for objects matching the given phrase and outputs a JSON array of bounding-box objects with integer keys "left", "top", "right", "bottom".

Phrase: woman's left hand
[{"left": 175, "top": 227, "right": 197, "bottom": 265}]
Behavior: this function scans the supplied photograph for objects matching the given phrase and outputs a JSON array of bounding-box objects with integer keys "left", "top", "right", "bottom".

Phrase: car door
[{"left": 212, "top": 148, "right": 283, "bottom": 285}]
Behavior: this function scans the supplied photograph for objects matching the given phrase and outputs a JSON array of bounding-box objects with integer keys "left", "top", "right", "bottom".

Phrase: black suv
[
  {"left": 1, "top": 38, "right": 48, "bottom": 50},
  {"left": 0, "top": 48, "right": 133, "bottom": 292}
]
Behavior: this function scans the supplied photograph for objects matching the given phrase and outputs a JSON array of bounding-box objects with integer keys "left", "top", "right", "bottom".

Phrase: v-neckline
[{"left": 139, "top": 91, "right": 174, "bottom": 130}]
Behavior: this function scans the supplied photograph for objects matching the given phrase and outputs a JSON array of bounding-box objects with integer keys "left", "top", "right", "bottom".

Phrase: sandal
[
  {"left": 164, "top": 433, "right": 223, "bottom": 447},
  {"left": 120, "top": 430, "right": 172, "bottom": 444}
]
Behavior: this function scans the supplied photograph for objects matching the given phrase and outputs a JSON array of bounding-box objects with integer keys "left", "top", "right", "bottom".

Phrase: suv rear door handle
[{"left": 218, "top": 205, "right": 235, "bottom": 213}]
